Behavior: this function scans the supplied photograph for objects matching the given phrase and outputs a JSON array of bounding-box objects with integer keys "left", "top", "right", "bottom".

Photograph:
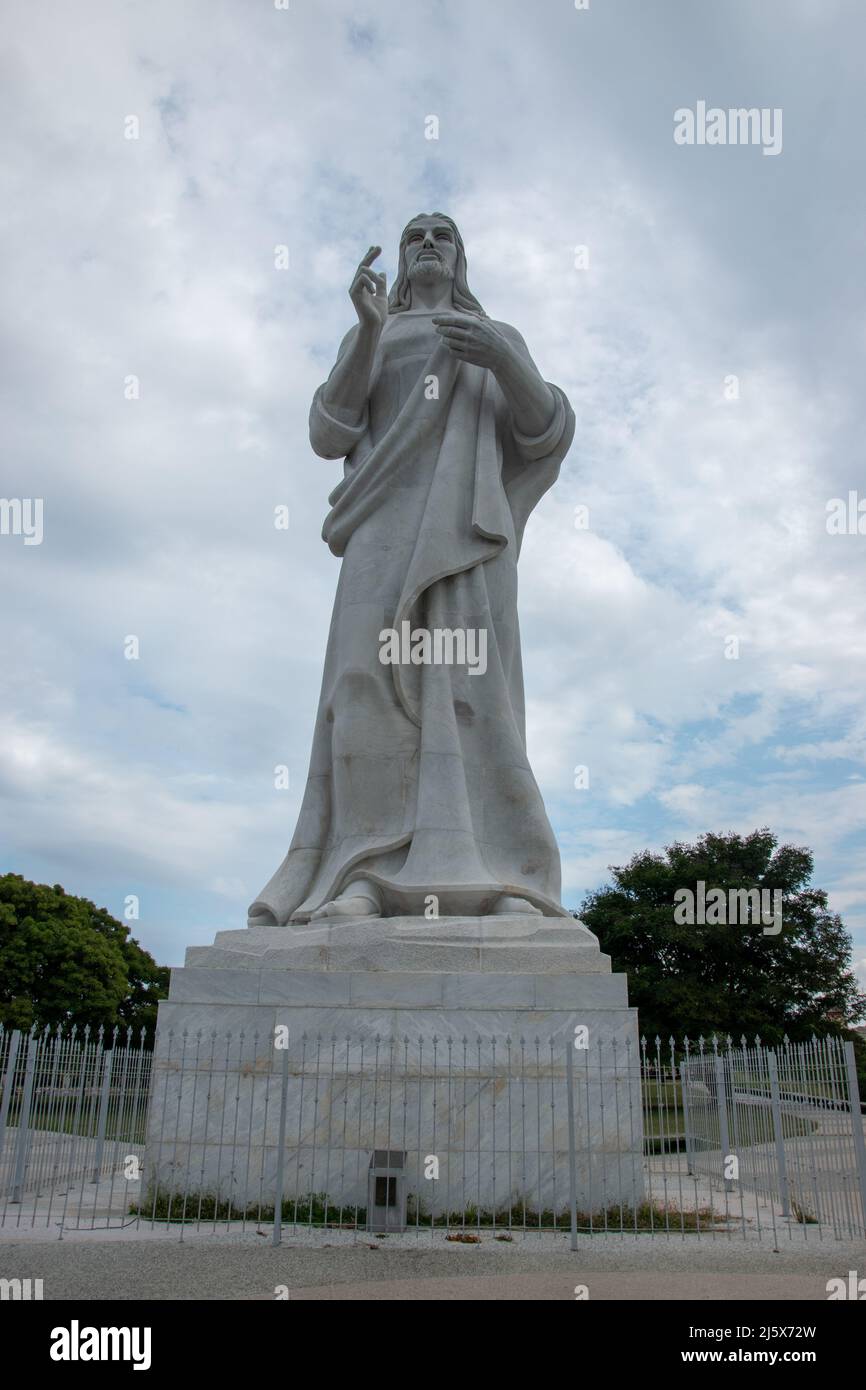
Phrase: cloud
[{"left": 1, "top": 0, "right": 864, "bottom": 980}]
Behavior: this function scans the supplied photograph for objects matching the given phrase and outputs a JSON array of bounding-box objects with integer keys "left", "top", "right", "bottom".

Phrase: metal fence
[
  {"left": 680, "top": 1035, "right": 866, "bottom": 1239},
  {"left": 1, "top": 1024, "right": 864, "bottom": 1244},
  {"left": 0, "top": 1026, "right": 151, "bottom": 1225}
]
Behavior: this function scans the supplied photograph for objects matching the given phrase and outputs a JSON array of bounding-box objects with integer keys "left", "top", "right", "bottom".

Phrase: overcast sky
[{"left": 1, "top": 0, "right": 865, "bottom": 986}]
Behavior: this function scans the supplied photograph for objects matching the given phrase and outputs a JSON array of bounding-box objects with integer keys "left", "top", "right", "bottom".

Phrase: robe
[{"left": 249, "top": 310, "right": 575, "bottom": 924}]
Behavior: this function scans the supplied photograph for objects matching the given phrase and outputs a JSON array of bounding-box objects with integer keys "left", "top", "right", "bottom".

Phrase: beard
[{"left": 407, "top": 255, "right": 454, "bottom": 284}]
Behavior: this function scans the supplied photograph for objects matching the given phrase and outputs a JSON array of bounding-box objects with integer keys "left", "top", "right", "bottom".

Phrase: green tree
[
  {"left": 0, "top": 874, "right": 169, "bottom": 1036},
  {"left": 578, "top": 829, "right": 866, "bottom": 1045}
]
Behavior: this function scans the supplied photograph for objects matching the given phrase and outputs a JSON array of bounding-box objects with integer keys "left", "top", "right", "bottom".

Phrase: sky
[{"left": 1, "top": 0, "right": 865, "bottom": 990}]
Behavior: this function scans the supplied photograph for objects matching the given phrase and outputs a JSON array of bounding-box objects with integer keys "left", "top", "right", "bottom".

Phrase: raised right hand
[{"left": 349, "top": 245, "right": 388, "bottom": 330}]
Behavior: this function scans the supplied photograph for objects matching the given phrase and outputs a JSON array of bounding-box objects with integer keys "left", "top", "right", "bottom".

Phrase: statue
[{"left": 249, "top": 213, "right": 575, "bottom": 926}]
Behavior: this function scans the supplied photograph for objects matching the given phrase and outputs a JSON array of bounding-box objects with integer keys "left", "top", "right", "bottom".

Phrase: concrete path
[{"left": 1, "top": 1229, "right": 863, "bottom": 1300}]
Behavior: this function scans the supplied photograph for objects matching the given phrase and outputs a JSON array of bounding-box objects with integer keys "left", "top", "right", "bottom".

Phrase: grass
[
  {"left": 1, "top": 1097, "right": 149, "bottom": 1144},
  {"left": 132, "top": 1189, "right": 725, "bottom": 1234},
  {"left": 404, "top": 1200, "right": 725, "bottom": 1234},
  {"left": 132, "top": 1190, "right": 367, "bottom": 1226}
]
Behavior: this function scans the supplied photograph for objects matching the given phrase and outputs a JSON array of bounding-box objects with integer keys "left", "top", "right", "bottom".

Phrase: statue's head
[{"left": 388, "top": 213, "right": 486, "bottom": 316}]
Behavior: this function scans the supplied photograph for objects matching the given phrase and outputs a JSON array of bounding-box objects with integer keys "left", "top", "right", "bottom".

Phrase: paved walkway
[{"left": 1, "top": 1230, "right": 862, "bottom": 1300}]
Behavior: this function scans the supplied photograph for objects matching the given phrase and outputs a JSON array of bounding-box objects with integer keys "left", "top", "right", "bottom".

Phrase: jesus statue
[{"left": 249, "top": 213, "right": 575, "bottom": 926}]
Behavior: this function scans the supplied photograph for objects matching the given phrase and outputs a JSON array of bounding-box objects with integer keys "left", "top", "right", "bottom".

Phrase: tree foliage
[
  {"left": 0, "top": 874, "right": 169, "bottom": 1035},
  {"left": 578, "top": 829, "right": 866, "bottom": 1045}
]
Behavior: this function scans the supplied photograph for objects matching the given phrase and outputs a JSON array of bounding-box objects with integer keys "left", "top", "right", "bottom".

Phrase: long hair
[{"left": 388, "top": 213, "right": 486, "bottom": 317}]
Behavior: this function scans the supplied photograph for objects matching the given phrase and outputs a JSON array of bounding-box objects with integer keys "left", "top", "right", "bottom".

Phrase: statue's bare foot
[
  {"left": 492, "top": 894, "right": 542, "bottom": 916},
  {"left": 310, "top": 879, "right": 382, "bottom": 921}
]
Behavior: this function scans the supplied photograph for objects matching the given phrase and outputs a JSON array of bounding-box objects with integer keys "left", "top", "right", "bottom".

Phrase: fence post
[
  {"left": 767, "top": 1051, "right": 791, "bottom": 1218},
  {"left": 713, "top": 1053, "right": 734, "bottom": 1194},
  {"left": 679, "top": 1062, "right": 694, "bottom": 1176},
  {"left": 0, "top": 1029, "right": 22, "bottom": 1170},
  {"left": 565, "top": 1031, "right": 578, "bottom": 1251},
  {"left": 842, "top": 1041, "right": 866, "bottom": 1234},
  {"left": 11, "top": 1033, "right": 38, "bottom": 1203},
  {"left": 272, "top": 1041, "right": 290, "bottom": 1248},
  {"left": 91, "top": 1044, "right": 114, "bottom": 1183}
]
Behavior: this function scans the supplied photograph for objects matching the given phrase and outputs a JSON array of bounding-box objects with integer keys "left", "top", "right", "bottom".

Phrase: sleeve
[
  {"left": 308, "top": 324, "right": 370, "bottom": 460},
  {"left": 309, "top": 384, "right": 368, "bottom": 460},
  {"left": 510, "top": 384, "right": 568, "bottom": 460},
  {"left": 495, "top": 323, "right": 569, "bottom": 461}
]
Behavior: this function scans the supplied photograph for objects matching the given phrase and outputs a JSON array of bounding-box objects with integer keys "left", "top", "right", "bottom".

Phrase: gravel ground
[{"left": 1, "top": 1228, "right": 864, "bottom": 1300}]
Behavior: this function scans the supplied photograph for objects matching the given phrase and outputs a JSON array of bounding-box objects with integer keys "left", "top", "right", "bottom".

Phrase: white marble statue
[{"left": 249, "top": 213, "right": 575, "bottom": 926}]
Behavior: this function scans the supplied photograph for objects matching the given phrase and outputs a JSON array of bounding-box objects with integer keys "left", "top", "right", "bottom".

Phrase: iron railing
[{"left": 1, "top": 1024, "right": 863, "bottom": 1244}]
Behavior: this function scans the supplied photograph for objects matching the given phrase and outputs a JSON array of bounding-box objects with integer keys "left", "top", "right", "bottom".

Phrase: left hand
[{"left": 432, "top": 313, "right": 511, "bottom": 369}]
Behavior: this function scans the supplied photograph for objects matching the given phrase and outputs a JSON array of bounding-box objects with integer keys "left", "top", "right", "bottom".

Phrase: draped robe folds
[{"left": 249, "top": 311, "right": 576, "bottom": 925}]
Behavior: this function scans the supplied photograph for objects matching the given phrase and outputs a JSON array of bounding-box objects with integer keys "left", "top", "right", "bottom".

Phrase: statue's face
[{"left": 404, "top": 217, "right": 458, "bottom": 286}]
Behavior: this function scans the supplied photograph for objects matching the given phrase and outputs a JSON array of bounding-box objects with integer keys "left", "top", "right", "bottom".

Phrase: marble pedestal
[{"left": 146, "top": 915, "right": 644, "bottom": 1221}]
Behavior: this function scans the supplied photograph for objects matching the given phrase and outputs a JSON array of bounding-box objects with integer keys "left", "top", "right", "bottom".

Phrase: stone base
[
  {"left": 146, "top": 915, "right": 644, "bottom": 1220},
  {"left": 184, "top": 912, "right": 609, "bottom": 976}
]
